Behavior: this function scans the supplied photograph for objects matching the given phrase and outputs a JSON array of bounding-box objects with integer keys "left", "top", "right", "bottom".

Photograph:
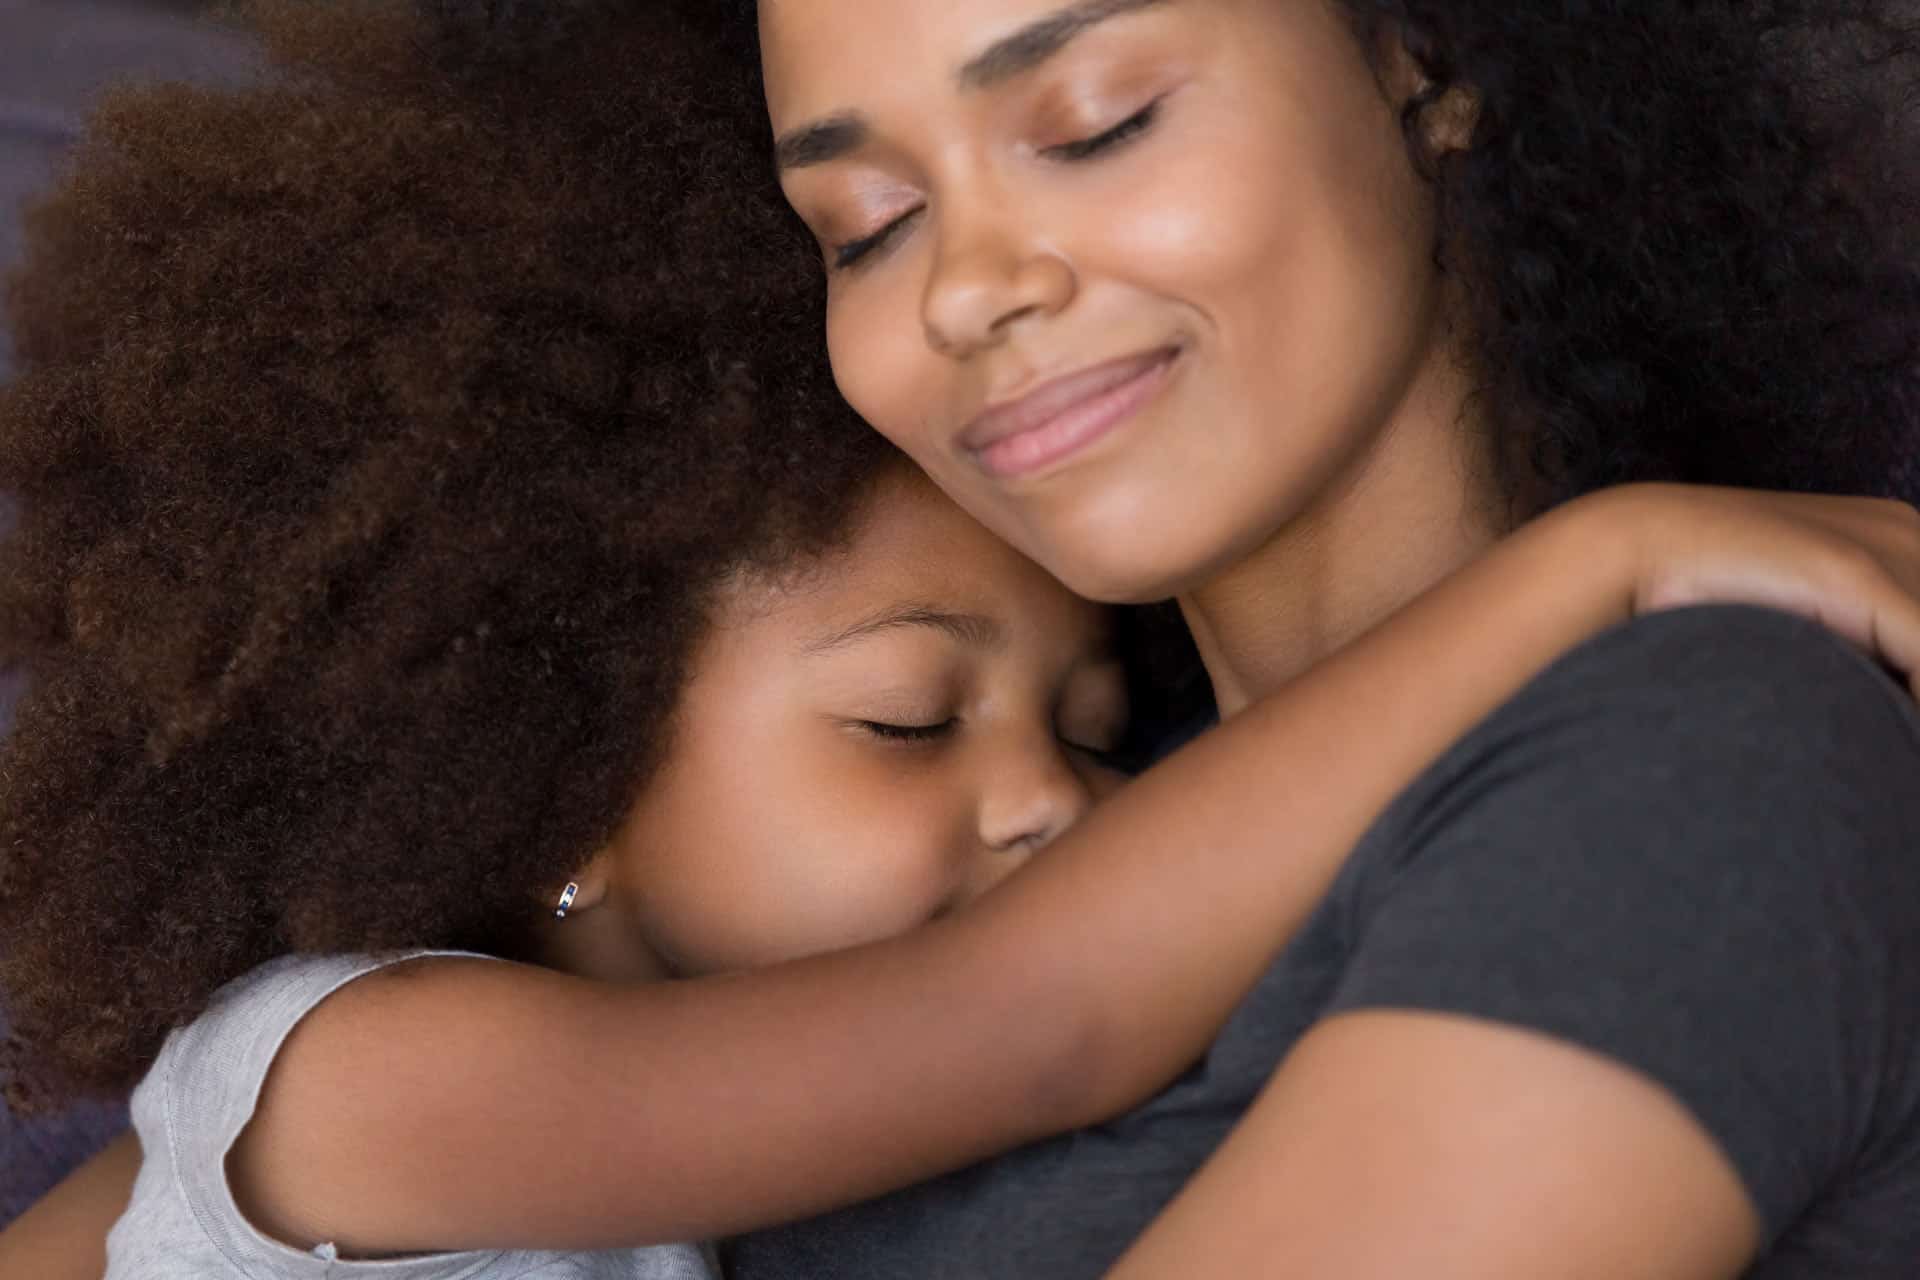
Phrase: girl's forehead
[{"left": 713, "top": 470, "right": 1108, "bottom": 661}]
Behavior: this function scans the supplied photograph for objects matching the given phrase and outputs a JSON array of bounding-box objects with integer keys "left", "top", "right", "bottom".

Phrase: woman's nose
[{"left": 920, "top": 203, "right": 1076, "bottom": 358}]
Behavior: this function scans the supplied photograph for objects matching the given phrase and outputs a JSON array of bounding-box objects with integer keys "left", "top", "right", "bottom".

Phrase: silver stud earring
[{"left": 554, "top": 882, "right": 579, "bottom": 920}]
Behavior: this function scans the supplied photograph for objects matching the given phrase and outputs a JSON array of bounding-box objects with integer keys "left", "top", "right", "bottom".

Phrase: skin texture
[{"left": 755, "top": 0, "right": 1920, "bottom": 1274}]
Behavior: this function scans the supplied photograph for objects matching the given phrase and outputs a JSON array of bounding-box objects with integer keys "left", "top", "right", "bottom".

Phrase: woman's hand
[{"left": 1559, "top": 484, "right": 1920, "bottom": 692}]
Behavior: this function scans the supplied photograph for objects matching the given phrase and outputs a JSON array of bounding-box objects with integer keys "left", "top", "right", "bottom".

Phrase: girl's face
[
  {"left": 761, "top": 0, "right": 1459, "bottom": 603},
  {"left": 600, "top": 469, "right": 1127, "bottom": 977}
]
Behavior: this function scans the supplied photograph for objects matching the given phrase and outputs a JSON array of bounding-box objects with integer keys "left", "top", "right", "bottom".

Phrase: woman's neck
[{"left": 1180, "top": 356, "right": 1504, "bottom": 718}]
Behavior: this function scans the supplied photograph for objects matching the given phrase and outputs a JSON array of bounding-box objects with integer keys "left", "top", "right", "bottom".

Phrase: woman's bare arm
[{"left": 0, "top": 1132, "right": 139, "bottom": 1280}]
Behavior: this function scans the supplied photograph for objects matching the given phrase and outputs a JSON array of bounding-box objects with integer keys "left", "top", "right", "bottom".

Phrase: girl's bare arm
[{"left": 117, "top": 489, "right": 1920, "bottom": 1255}]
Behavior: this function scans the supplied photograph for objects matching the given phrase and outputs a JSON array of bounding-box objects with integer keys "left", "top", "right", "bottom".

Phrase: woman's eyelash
[
  {"left": 830, "top": 99, "right": 1163, "bottom": 270},
  {"left": 833, "top": 209, "right": 920, "bottom": 270},
  {"left": 1044, "top": 98, "right": 1163, "bottom": 163},
  {"left": 859, "top": 718, "right": 957, "bottom": 744}
]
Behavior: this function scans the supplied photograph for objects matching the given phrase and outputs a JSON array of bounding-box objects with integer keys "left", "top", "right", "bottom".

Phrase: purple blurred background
[{"left": 0, "top": 0, "right": 256, "bottom": 1227}]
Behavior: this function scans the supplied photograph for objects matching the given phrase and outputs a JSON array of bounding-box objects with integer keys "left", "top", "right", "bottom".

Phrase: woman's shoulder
[
  {"left": 1403, "top": 603, "right": 1920, "bottom": 856},
  {"left": 1494, "top": 602, "right": 1914, "bottom": 746},
  {"left": 1365, "top": 602, "right": 1920, "bottom": 912},
  {"left": 1326, "top": 605, "right": 1920, "bottom": 1250}
]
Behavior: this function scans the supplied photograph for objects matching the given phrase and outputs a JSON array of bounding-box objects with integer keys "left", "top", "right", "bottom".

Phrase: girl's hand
[{"left": 1567, "top": 485, "right": 1920, "bottom": 693}]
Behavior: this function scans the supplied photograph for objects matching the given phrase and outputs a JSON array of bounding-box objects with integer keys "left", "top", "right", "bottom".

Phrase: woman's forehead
[{"left": 758, "top": 0, "right": 1183, "bottom": 118}]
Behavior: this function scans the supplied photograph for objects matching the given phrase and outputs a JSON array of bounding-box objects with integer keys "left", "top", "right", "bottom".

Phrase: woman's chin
[{"left": 1027, "top": 526, "right": 1222, "bottom": 606}]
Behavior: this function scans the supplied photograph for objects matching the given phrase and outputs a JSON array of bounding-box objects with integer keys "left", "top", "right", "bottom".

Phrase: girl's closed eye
[{"left": 857, "top": 717, "right": 957, "bottom": 744}]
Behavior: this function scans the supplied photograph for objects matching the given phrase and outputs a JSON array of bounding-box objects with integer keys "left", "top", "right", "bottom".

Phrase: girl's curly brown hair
[{"left": 0, "top": 0, "right": 897, "bottom": 1107}]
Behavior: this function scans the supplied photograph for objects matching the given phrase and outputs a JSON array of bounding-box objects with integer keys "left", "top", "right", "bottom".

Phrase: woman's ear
[
  {"left": 1422, "top": 84, "right": 1480, "bottom": 155},
  {"left": 1378, "top": 26, "right": 1480, "bottom": 157}
]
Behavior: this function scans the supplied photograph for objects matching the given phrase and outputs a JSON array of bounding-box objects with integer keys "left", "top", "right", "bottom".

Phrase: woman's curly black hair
[
  {"left": 1351, "top": 0, "right": 1920, "bottom": 510},
  {"left": 719, "top": 0, "right": 1920, "bottom": 510},
  {"left": 0, "top": 0, "right": 897, "bottom": 1106}
]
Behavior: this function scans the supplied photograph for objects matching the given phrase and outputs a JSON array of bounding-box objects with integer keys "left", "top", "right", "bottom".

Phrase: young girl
[{"left": 3, "top": 2, "right": 1920, "bottom": 1277}]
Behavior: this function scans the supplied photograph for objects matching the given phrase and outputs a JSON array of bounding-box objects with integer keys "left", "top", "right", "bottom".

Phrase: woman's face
[{"left": 762, "top": 0, "right": 1458, "bottom": 603}]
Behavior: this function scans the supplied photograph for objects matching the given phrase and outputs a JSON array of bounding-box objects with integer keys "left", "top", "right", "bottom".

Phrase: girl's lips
[{"left": 962, "top": 346, "right": 1182, "bottom": 480}]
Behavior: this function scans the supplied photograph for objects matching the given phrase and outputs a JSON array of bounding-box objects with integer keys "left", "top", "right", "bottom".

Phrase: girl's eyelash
[
  {"left": 859, "top": 718, "right": 957, "bottom": 744},
  {"left": 1064, "top": 738, "right": 1130, "bottom": 772},
  {"left": 1043, "top": 98, "right": 1164, "bottom": 163},
  {"left": 830, "top": 98, "right": 1163, "bottom": 271}
]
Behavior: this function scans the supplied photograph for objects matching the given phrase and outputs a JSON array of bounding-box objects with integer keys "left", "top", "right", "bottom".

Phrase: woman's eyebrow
[
  {"left": 958, "top": 0, "right": 1171, "bottom": 92},
  {"left": 803, "top": 604, "right": 1004, "bottom": 655},
  {"left": 774, "top": 0, "right": 1170, "bottom": 171},
  {"left": 776, "top": 113, "right": 867, "bottom": 171}
]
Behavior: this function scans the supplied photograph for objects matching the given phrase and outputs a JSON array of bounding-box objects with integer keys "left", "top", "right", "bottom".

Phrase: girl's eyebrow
[
  {"left": 773, "top": 0, "right": 1171, "bottom": 171},
  {"left": 803, "top": 604, "right": 1004, "bottom": 655}
]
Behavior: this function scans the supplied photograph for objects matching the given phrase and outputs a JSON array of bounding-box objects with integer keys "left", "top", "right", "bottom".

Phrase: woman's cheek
[
  {"left": 828, "top": 289, "right": 905, "bottom": 440},
  {"left": 833, "top": 309, "right": 943, "bottom": 476}
]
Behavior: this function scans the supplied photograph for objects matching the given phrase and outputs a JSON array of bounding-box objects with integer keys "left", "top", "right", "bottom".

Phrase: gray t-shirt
[
  {"left": 108, "top": 951, "right": 717, "bottom": 1280},
  {"left": 728, "top": 605, "right": 1920, "bottom": 1278}
]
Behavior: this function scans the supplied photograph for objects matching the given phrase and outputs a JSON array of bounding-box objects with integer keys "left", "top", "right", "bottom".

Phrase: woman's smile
[
  {"left": 961, "top": 341, "right": 1185, "bottom": 480},
  {"left": 764, "top": 0, "right": 1480, "bottom": 607}
]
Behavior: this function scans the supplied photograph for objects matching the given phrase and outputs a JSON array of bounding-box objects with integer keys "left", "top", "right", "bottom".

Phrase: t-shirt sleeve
[
  {"left": 128, "top": 950, "right": 487, "bottom": 1276},
  {"left": 1325, "top": 605, "right": 1920, "bottom": 1243}
]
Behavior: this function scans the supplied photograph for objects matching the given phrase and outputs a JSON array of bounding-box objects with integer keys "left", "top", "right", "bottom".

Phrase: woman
[
  {"left": 726, "top": 0, "right": 1920, "bottom": 1276},
  {"left": 6, "top": 1, "right": 1920, "bottom": 1275}
]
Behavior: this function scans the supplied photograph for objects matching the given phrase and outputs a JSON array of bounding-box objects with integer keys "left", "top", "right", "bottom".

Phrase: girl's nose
[{"left": 959, "top": 739, "right": 1096, "bottom": 905}]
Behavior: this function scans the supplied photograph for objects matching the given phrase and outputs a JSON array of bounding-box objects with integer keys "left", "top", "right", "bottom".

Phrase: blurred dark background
[{"left": 0, "top": 0, "right": 257, "bottom": 1226}]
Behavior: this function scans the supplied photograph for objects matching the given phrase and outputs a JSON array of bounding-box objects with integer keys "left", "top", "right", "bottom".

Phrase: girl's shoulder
[
  {"left": 138, "top": 951, "right": 484, "bottom": 1151},
  {"left": 116, "top": 951, "right": 717, "bottom": 1278},
  {"left": 117, "top": 952, "right": 452, "bottom": 1274}
]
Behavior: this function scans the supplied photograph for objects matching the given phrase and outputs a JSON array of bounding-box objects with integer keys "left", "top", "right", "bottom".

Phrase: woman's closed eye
[
  {"left": 833, "top": 208, "right": 923, "bottom": 271},
  {"left": 1040, "top": 97, "right": 1164, "bottom": 163},
  {"left": 830, "top": 99, "right": 1166, "bottom": 271}
]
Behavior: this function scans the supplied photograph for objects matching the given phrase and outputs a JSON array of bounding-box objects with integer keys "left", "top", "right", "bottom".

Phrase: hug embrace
[{"left": 2, "top": 0, "right": 1920, "bottom": 1276}]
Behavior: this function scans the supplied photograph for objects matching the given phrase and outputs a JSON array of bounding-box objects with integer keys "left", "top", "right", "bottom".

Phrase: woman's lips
[{"left": 961, "top": 345, "right": 1181, "bottom": 480}]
